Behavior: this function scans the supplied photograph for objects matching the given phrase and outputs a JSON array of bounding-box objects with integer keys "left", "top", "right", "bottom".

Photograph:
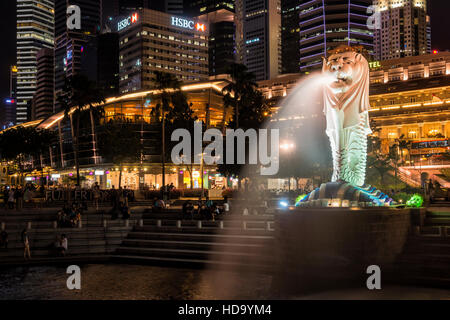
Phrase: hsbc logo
[
  {"left": 171, "top": 16, "right": 206, "bottom": 32},
  {"left": 118, "top": 13, "right": 139, "bottom": 31},
  {"left": 195, "top": 23, "right": 205, "bottom": 31}
]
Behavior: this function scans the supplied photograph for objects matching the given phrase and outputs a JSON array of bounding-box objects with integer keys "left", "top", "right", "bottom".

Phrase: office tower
[
  {"left": 185, "top": 1, "right": 236, "bottom": 76},
  {"left": 298, "top": 0, "right": 373, "bottom": 72},
  {"left": 54, "top": 0, "right": 102, "bottom": 112},
  {"left": 281, "top": 0, "right": 300, "bottom": 74},
  {"left": 33, "top": 48, "right": 55, "bottom": 120},
  {"left": 0, "top": 99, "right": 17, "bottom": 130},
  {"left": 374, "top": 0, "right": 430, "bottom": 60},
  {"left": 98, "top": 33, "right": 120, "bottom": 97},
  {"left": 236, "top": 0, "right": 281, "bottom": 81},
  {"left": 118, "top": 9, "right": 209, "bottom": 93},
  {"left": 16, "top": 0, "right": 54, "bottom": 123}
]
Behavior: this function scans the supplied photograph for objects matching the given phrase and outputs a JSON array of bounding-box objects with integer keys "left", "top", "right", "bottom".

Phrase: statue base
[
  {"left": 271, "top": 206, "right": 411, "bottom": 295},
  {"left": 296, "top": 181, "right": 393, "bottom": 207}
]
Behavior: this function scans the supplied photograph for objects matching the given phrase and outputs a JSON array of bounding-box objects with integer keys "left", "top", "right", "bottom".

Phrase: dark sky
[{"left": 1, "top": 0, "right": 450, "bottom": 99}]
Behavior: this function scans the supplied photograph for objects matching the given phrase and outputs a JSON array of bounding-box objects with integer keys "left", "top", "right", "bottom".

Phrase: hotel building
[
  {"left": 118, "top": 9, "right": 209, "bottom": 93},
  {"left": 373, "top": 0, "right": 430, "bottom": 61},
  {"left": 260, "top": 52, "right": 450, "bottom": 163}
]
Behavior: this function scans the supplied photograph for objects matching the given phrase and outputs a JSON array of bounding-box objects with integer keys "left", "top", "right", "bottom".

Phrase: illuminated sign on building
[
  {"left": 171, "top": 17, "right": 205, "bottom": 32},
  {"left": 5, "top": 99, "right": 15, "bottom": 104},
  {"left": 369, "top": 61, "right": 381, "bottom": 69},
  {"left": 118, "top": 13, "right": 139, "bottom": 31}
]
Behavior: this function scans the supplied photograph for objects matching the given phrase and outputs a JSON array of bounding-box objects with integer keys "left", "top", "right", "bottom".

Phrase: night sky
[{"left": 1, "top": 0, "right": 450, "bottom": 99}]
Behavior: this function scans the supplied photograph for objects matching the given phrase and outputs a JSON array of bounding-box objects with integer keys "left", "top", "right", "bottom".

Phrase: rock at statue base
[{"left": 296, "top": 181, "right": 394, "bottom": 208}]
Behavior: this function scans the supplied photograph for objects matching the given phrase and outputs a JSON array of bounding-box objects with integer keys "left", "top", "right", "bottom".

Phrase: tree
[
  {"left": 151, "top": 71, "right": 183, "bottom": 195},
  {"left": 97, "top": 122, "right": 142, "bottom": 188},
  {"left": 218, "top": 64, "right": 271, "bottom": 187},
  {"left": 57, "top": 74, "right": 105, "bottom": 186},
  {"left": 0, "top": 127, "right": 56, "bottom": 184},
  {"left": 222, "top": 63, "right": 259, "bottom": 130}
]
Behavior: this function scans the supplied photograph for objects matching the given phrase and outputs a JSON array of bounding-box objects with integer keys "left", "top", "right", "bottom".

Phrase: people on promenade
[
  {"left": 7, "top": 187, "right": 15, "bottom": 209},
  {"left": 21, "top": 229, "right": 31, "bottom": 260}
]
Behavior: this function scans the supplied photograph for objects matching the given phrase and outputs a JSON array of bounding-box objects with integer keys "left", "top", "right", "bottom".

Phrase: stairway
[
  {"left": 393, "top": 210, "right": 450, "bottom": 288},
  {"left": 112, "top": 215, "right": 275, "bottom": 271}
]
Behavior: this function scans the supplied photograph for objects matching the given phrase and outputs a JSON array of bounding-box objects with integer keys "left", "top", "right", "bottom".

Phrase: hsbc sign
[
  {"left": 171, "top": 16, "right": 206, "bottom": 32},
  {"left": 118, "top": 13, "right": 139, "bottom": 31}
]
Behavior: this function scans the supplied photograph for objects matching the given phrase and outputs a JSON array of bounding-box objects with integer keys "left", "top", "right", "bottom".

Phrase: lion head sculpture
[{"left": 322, "top": 46, "right": 370, "bottom": 119}]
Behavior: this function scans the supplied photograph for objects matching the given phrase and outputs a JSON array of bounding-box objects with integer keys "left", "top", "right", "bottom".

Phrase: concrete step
[
  {"left": 127, "top": 231, "right": 274, "bottom": 244},
  {"left": 114, "top": 246, "right": 273, "bottom": 264},
  {"left": 425, "top": 217, "right": 450, "bottom": 225},
  {"left": 121, "top": 238, "right": 272, "bottom": 251},
  {"left": 112, "top": 254, "right": 273, "bottom": 272},
  {"left": 133, "top": 225, "right": 274, "bottom": 236}
]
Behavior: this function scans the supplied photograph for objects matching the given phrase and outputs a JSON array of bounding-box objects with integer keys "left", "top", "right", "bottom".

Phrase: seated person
[{"left": 56, "top": 234, "right": 68, "bottom": 256}]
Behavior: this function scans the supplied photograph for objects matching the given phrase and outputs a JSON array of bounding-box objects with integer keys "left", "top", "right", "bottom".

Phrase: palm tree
[
  {"left": 395, "top": 134, "right": 411, "bottom": 164},
  {"left": 57, "top": 74, "right": 105, "bottom": 186},
  {"left": 222, "top": 63, "right": 258, "bottom": 129},
  {"left": 152, "top": 71, "right": 182, "bottom": 197}
]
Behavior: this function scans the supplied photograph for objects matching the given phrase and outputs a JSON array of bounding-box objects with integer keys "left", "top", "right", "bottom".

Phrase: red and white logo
[
  {"left": 131, "top": 13, "right": 138, "bottom": 23},
  {"left": 196, "top": 23, "right": 205, "bottom": 31}
]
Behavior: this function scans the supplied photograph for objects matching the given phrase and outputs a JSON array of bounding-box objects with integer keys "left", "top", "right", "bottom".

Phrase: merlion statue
[{"left": 322, "top": 46, "right": 372, "bottom": 187}]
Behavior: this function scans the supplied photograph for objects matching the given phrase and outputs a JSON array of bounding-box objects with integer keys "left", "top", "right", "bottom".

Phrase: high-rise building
[
  {"left": 374, "top": 0, "right": 430, "bottom": 61},
  {"left": 112, "top": 0, "right": 182, "bottom": 16},
  {"left": 281, "top": 0, "right": 300, "bottom": 74},
  {"left": 16, "top": 0, "right": 54, "bottom": 123},
  {"left": 54, "top": 0, "right": 102, "bottom": 111},
  {"left": 236, "top": 0, "right": 281, "bottom": 81},
  {"left": 118, "top": 9, "right": 209, "bottom": 93},
  {"left": 10, "top": 65, "right": 18, "bottom": 99},
  {"left": 298, "top": 0, "right": 373, "bottom": 72},
  {"left": 98, "top": 33, "right": 120, "bottom": 97},
  {"left": 0, "top": 99, "right": 17, "bottom": 130},
  {"left": 33, "top": 48, "right": 54, "bottom": 120},
  {"left": 185, "top": 1, "right": 236, "bottom": 76}
]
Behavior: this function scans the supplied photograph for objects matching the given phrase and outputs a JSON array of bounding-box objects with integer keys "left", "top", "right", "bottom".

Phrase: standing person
[
  {"left": 21, "top": 229, "right": 31, "bottom": 260},
  {"left": 7, "top": 187, "right": 15, "bottom": 210},
  {"left": 15, "top": 186, "right": 24, "bottom": 211},
  {"left": 223, "top": 196, "right": 230, "bottom": 215},
  {"left": 92, "top": 182, "right": 100, "bottom": 211}
]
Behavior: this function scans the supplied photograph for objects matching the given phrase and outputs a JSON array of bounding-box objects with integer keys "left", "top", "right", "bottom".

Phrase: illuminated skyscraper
[
  {"left": 185, "top": 1, "right": 236, "bottom": 76},
  {"left": 54, "top": 0, "right": 102, "bottom": 112},
  {"left": 374, "top": 0, "right": 430, "bottom": 60},
  {"left": 236, "top": 0, "right": 281, "bottom": 81},
  {"left": 16, "top": 0, "right": 54, "bottom": 123},
  {"left": 298, "top": 0, "right": 373, "bottom": 72},
  {"left": 281, "top": 0, "right": 301, "bottom": 74},
  {"left": 34, "top": 48, "right": 54, "bottom": 120}
]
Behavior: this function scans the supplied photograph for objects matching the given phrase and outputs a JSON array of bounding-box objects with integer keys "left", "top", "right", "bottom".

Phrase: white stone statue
[{"left": 322, "top": 47, "right": 372, "bottom": 187}]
